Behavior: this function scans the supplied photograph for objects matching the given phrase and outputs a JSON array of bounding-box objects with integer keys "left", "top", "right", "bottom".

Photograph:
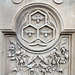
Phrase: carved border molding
[{"left": 11, "top": 0, "right": 64, "bottom": 4}]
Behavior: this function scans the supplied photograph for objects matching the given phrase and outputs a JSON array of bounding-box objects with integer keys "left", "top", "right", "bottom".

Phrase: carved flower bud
[
  {"left": 44, "top": 33, "right": 48, "bottom": 37},
  {"left": 61, "top": 47, "right": 66, "bottom": 55},
  {"left": 8, "top": 53, "right": 12, "bottom": 57},
  {"left": 58, "top": 68, "right": 63, "bottom": 73},
  {"left": 64, "top": 52, "right": 69, "bottom": 60},
  {"left": 13, "top": 67, "right": 17, "bottom": 73},
  {"left": 11, "top": 54, "right": 15, "bottom": 57},
  {"left": 20, "top": 59, "right": 24, "bottom": 64},
  {"left": 16, "top": 50, "right": 22, "bottom": 55},
  {"left": 29, "top": 33, "right": 32, "bottom": 37},
  {"left": 59, "top": 58, "right": 66, "bottom": 64},
  {"left": 41, "top": 69, "right": 46, "bottom": 75},
  {"left": 51, "top": 59, "right": 57, "bottom": 65},
  {"left": 30, "top": 69, "right": 34, "bottom": 75},
  {"left": 46, "top": 66, "right": 51, "bottom": 73},
  {"left": 9, "top": 45, "right": 15, "bottom": 50}
]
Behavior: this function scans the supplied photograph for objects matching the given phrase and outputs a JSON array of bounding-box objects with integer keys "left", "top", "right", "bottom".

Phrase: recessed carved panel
[
  {"left": 7, "top": 35, "right": 70, "bottom": 75},
  {"left": 22, "top": 25, "right": 37, "bottom": 43},
  {"left": 39, "top": 25, "right": 55, "bottom": 43},
  {"left": 30, "top": 10, "right": 46, "bottom": 25}
]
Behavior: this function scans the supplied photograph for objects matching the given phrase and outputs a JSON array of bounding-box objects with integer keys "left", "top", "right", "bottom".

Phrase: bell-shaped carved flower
[{"left": 9, "top": 44, "right": 15, "bottom": 51}]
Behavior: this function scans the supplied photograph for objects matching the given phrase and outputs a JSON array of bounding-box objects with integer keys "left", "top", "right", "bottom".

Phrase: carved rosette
[{"left": 7, "top": 3, "right": 70, "bottom": 75}]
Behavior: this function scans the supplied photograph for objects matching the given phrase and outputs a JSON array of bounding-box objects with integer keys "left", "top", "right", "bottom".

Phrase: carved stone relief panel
[
  {"left": 6, "top": 35, "right": 70, "bottom": 75},
  {"left": 15, "top": 3, "right": 63, "bottom": 53},
  {"left": 5, "top": 3, "right": 71, "bottom": 75}
]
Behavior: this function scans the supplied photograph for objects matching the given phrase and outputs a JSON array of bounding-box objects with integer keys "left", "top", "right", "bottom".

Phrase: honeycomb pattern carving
[
  {"left": 29, "top": 10, "right": 47, "bottom": 25},
  {"left": 16, "top": 3, "right": 63, "bottom": 52},
  {"left": 21, "top": 9, "right": 56, "bottom": 50},
  {"left": 22, "top": 25, "right": 37, "bottom": 43},
  {"left": 39, "top": 25, "right": 55, "bottom": 43}
]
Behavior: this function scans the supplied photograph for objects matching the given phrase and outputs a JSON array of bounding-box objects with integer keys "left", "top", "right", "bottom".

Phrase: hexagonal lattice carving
[
  {"left": 39, "top": 25, "right": 55, "bottom": 43},
  {"left": 29, "top": 10, "right": 47, "bottom": 25},
  {"left": 22, "top": 25, "right": 37, "bottom": 43},
  {"left": 16, "top": 3, "right": 63, "bottom": 52}
]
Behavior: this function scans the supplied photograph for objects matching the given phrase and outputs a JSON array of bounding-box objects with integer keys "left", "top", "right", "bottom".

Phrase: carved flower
[
  {"left": 57, "top": 68, "right": 63, "bottom": 74},
  {"left": 13, "top": 67, "right": 18, "bottom": 73},
  {"left": 29, "top": 69, "right": 35, "bottom": 75},
  {"left": 9, "top": 44, "right": 15, "bottom": 51},
  {"left": 51, "top": 59, "right": 57, "bottom": 66},
  {"left": 46, "top": 66, "right": 52, "bottom": 73},
  {"left": 17, "top": 56, "right": 25, "bottom": 66},
  {"left": 58, "top": 58, "right": 66, "bottom": 64},
  {"left": 64, "top": 52, "right": 69, "bottom": 60},
  {"left": 60, "top": 47, "right": 67, "bottom": 55},
  {"left": 40, "top": 69, "right": 46, "bottom": 75},
  {"left": 8, "top": 44, "right": 16, "bottom": 57},
  {"left": 16, "top": 50, "right": 22, "bottom": 56}
]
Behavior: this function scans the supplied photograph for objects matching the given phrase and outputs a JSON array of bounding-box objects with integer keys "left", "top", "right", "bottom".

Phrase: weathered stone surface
[{"left": 0, "top": 0, "right": 75, "bottom": 75}]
